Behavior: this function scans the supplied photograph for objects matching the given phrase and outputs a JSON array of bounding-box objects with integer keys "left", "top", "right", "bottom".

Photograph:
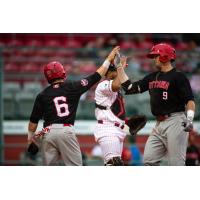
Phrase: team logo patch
[{"left": 80, "top": 79, "right": 88, "bottom": 86}]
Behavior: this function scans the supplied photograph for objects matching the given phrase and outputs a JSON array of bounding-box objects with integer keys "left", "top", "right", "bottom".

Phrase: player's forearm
[
  {"left": 96, "top": 46, "right": 120, "bottom": 77},
  {"left": 186, "top": 100, "right": 195, "bottom": 121},
  {"left": 96, "top": 60, "right": 110, "bottom": 77},
  {"left": 117, "top": 66, "right": 129, "bottom": 83},
  {"left": 116, "top": 67, "right": 138, "bottom": 94},
  {"left": 112, "top": 76, "right": 121, "bottom": 92},
  {"left": 28, "top": 121, "right": 38, "bottom": 141}
]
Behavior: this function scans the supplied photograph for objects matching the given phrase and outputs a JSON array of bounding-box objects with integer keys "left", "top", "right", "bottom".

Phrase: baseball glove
[
  {"left": 27, "top": 141, "right": 39, "bottom": 155},
  {"left": 126, "top": 115, "right": 147, "bottom": 135}
]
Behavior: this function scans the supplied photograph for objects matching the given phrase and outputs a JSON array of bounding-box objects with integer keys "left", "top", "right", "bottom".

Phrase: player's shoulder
[
  {"left": 173, "top": 68, "right": 188, "bottom": 78},
  {"left": 174, "top": 68, "right": 185, "bottom": 75},
  {"left": 60, "top": 80, "right": 78, "bottom": 90},
  {"left": 98, "top": 79, "right": 110, "bottom": 86},
  {"left": 96, "top": 79, "right": 111, "bottom": 89},
  {"left": 37, "top": 85, "right": 53, "bottom": 97},
  {"left": 143, "top": 71, "right": 157, "bottom": 79},
  {"left": 96, "top": 80, "right": 112, "bottom": 91},
  {"left": 34, "top": 90, "right": 43, "bottom": 101},
  {"left": 171, "top": 68, "right": 190, "bottom": 84}
]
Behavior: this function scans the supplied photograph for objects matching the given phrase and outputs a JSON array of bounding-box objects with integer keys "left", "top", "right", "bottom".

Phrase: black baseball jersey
[
  {"left": 30, "top": 72, "right": 101, "bottom": 127},
  {"left": 122, "top": 68, "right": 194, "bottom": 116}
]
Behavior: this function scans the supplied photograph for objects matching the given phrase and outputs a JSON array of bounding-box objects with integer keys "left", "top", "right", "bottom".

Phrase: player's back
[
  {"left": 30, "top": 72, "right": 101, "bottom": 127},
  {"left": 38, "top": 82, "right": 81, "bottom": 127}
]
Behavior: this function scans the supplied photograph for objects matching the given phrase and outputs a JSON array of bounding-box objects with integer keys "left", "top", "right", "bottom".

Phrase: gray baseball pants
[
  {"left": 41, "top": 125, "right": 82, "bottom": 166},
  {"left": 143, "top": 112, "right": 189, "bottom": 166}
]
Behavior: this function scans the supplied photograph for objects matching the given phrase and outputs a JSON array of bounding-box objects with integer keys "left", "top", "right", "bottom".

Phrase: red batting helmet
[
  {"left": 147, "top": 43, "right": 176, "bottom": 63},
  {"left": 44, "top": 61, "right": 66, "bottom": 83}
]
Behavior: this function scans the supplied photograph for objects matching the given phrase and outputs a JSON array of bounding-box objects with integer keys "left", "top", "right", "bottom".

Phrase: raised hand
[
  {"left": 120, "top": 56, "right": 127, "bottom": 68},
  {"left": 107, "top": 46, "right": 120, "bottom": 62}
]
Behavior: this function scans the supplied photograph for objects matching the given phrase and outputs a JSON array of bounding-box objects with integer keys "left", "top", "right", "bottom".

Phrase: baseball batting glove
[
  {"left": 27, "top": 141, "right": 39, "bottom": 155},
  {"left": 182, "top": 110, "right": 195, "bottom": 132},
  {"left": 182, "top": 119, "right": 193, "bottom": 132},
  {"left": 126, "top": 115, "right": 147, "bottom": 136},
  {"left": 27, "top": 126, "right": 51, "bottom": 155},
  {"left": 27, "top": 129, "right": 46, "bottom": 155}
]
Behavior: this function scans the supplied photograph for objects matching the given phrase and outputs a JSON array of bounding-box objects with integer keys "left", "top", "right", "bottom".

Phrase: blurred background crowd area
[
  {"left": 1, "top": 33, "right": 200, "bottom": 165},
  {"left": 1, "top": 33, "right": 200, "bottom": 120}
]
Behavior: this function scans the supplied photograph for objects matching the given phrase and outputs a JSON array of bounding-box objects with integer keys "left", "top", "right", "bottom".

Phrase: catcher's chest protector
[{"left": 110, "top": 92, "right": 126, "bottom": 120}]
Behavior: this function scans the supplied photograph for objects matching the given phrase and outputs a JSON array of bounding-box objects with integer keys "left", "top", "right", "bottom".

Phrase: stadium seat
[
  {"left": 79, "top": 61, "right": 97, "bottom": 74},
  {"left": 120, "top": 40, "right": 137, "bottom": 49},
  {"left": 3, "top": 82, "right": 21, "bottom": 94},
  {"left": 125, "top": 93, "right": 153, "bottom": 119},
  {"left": 4, "top": 63, "right": 20, "bottom": 72},
  {"left": 136, "top": 93, "right": 153, "bottom": 118},
  {"left": 44, "top": 39, "right": 61, "bottom": 47},
  {"left": 15, "top": 91, "right": 35, "bottom": 119},
  {"left": 25, "top": 39, "right": 43, "bottom": 47},
  {"left": 0, "top": 40, "right": 6, "bottom": 47},
  {"left": 23, "top": 82, "right": 43, "bottom": 94},
  {"left": 3, "top": 93, "right": 16, "bottom": 119},
  {"left": 61, "top": 38, "right": 82, "bottom": 48},
  {"left": 125, "top": 96, "right": 139, "bottom": 116},
  {"left": 76, "top": 100, "right": 95, "bottom": 119},
  {"left": 37, "top": 48, "right": 55, "bottom": 57},
  {"left": 21, "top": 63, "right": 39, "bottom": 73},
  {"left": 86, "top": 158, "right": 104, "bottom": 166},
  {"left": 7, "top": 39, "right": 24, "bottom": 46}
]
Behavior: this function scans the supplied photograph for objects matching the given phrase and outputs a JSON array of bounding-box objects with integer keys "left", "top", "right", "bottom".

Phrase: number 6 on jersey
[{"left": 53, "top": 96, "right": 70, "bottom": 117}]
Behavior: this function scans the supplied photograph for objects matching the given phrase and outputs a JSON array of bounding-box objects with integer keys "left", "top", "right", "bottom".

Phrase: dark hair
[
  {"left": 105, "top": 64, "right": 116, "bottom": 76},
  {"left": 49, "top": 78, "right": 64, "bottom": 84}
]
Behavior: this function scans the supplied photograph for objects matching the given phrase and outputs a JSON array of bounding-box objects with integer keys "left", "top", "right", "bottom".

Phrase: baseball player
[
  {"left": 117, "top": 43, "right": 196, "bottom": 166},
  {"left": 93, "top": 56, "right": 128, "bottom": 166},
  {"left": 27, "top": 46, "right": 120, "bottom": 166}
]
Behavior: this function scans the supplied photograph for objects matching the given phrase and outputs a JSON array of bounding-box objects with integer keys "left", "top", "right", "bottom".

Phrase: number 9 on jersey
[{"left": 163, "top": 91, "right": 168, "bottom": 100}]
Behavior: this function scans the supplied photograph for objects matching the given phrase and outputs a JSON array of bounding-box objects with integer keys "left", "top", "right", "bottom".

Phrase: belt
[
  {"left": 156, "top": 114, "right": 171, "bottom": 121},
  {"left": 95, "top": 103, "right": 107, "bottom": 110},
  {"left": 33, "top": 124, "right": 72, "bottom": 140},
  {"left": 98, "top": 120, "right": 124, "bottom": 129},
  {"left": 63, "top": 123, "right": 72, "bottom": 127},
  {"left": 50, "top": 123, "right": 73, "bottom": 128}
]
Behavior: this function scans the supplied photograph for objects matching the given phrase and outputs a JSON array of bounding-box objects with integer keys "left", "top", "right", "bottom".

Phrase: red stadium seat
[
  {"left": 25, "top": 39, "right": 43, "bottom": 47},
  {"left": 44, "top": 39, "right": 62, "bottom": 47},
  {"left": 20, "top": 63, "right": 39, "bottom": 72},
  {"left": 176, "top": 42, "right": 188, "bottom": 50},
  {"left": 37, "top": 48, "right": 57, "bottom": 57},
  {"left": 79, "top": 61, "right": 97, "bottom": 73},
  {"left": 120, "top": 41, "right": 137, "bottom": 49},
  {"left": 7, "top": 39, "right": 24, "bottom": 46},
  {"left": 63, "top": 64, "right": 72, "bottom": 73},
  {"left": 61, "top": 38, "right": 82, "bottom": 48},
  {"left": 137, "top": 40, "right": 153, "bottom": 49},
  {"left": 4, "top": 63, "right": 20, "bottom": 72},
  {"left": 0, "top": 40, "right": 6, "bottom": 47}
]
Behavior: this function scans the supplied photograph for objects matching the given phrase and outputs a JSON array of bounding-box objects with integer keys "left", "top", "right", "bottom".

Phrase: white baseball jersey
[
  {"left": 94, "top": 80, "right": 124, "bottom": 124},
  {"left": 94, "top": 79, "right": 127, "bottom": 163}
]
